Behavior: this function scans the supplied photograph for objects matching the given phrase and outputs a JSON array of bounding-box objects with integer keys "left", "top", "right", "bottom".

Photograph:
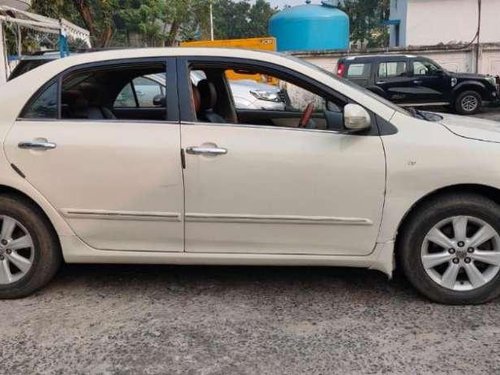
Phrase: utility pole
[{"left": 210, "top": 0, "right": 214, "bottom": 41}]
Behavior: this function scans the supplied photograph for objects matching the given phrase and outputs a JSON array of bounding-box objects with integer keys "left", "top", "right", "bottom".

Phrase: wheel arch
[
  {"left": 394, "top": 183, "right": 500, "bottom": 262},
  {"left": 0, "top": 184, "right": 62, "bottom": 248},
  {"left": 452, "top": 82, "right": 487, "bottom": 100}
]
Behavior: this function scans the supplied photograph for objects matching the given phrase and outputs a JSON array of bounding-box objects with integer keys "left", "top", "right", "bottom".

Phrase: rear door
[
  {"left": 375, "top": 58, "right": 415, "bottom": 103},
  {"left": 4, "top": 58, "right": 184, "bottom": 252},
  {"left": 344, "top": 61, "right": 372, "bottom": 87}
]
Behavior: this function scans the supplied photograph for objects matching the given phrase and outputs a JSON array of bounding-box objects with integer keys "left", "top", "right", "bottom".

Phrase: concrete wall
[
  {"left": 293, "top": 44, "right": 500, "bottom": 77},
  {"left": 392, "top": 0, "right": 500, "bottom": 47}
]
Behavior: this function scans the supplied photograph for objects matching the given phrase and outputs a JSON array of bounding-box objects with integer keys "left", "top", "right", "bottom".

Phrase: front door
[
  {"left": 4, "top": 59, "right": 184, "bottom": 252},
  {"left": 409, "top": 58, "right": 449, "bottom": 104},
  {"left": 180, "top": 58, "right": 386, "bottom": 256}
]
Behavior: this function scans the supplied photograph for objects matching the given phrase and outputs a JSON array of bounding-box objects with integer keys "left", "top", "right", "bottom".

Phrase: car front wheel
[
  {"left": 399, "top": 194, "right": 500, "bottom": 304},
  {"left": 454, "top": 90, "right": 482, "bottom": 115}
]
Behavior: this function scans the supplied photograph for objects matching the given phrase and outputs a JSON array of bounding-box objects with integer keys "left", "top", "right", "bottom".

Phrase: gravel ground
[
  {"left": 1, "top": 107, "right": 500, "bottom": 375},
  {"left": 1, "top": 264, "right": 499, "bottom": 374}
]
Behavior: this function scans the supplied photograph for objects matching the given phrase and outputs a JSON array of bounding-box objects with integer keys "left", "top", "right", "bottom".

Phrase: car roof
[
  {"left": 49, "top": 47, "right": 286, "bottom": 65},
  {"left": 338, "top": 54, "right": 419, "bottom": 63},
  {"left": 1, "top": 47, "right": 398, "bottom": 123}
]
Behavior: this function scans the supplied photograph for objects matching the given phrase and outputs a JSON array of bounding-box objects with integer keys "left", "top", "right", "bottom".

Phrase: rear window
[
  {"left": 346, "top": 63, "right": 370, "bottom": 78},
  {"left": 378, "top": 62, "right": 407, "bottom": 78}
]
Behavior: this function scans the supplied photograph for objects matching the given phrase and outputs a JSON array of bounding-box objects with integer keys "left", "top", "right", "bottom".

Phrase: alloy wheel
[
  {"left": 421, "top": 216, "right": 500, "bottom": 291},
  {"left": 0, "top": 215, "right": 34, "bottom": 285},
  {"left": 461, "top": 95, "right": 479, "bottom": 112}
]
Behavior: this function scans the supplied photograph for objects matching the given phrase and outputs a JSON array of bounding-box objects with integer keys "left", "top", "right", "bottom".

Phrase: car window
[
  {"left": 134, "top": 77, "right": 164, "bottom": 107},
  {"left": 21, "top": 82, "right": 58, "bottom": 119},
  {"left": 60, "top": 62, "right": 167, "bottom": 121},
  {"left": 189, "top": 64, "right": 347, "bottom": 132},
  {"left": 114, "top": 75, "right": 165, "bottom": 108},
  {"left": 225, "top": 70, "right": 325, "bottom": 113},
  {"left": 378, "top": 62, "right": 407, "bottom": 78},
  {"left": 346, "top": 63, "right": 370, "bottom": 78},
  {"left": 413, "top": 60, "right": 441, "bottom": 76},
  {"left": 114, "top": 83, "right": 136, "bottom": 108}
]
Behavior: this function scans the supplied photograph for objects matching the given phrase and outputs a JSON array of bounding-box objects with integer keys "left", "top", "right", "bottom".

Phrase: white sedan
[{"left": 1, "top": 48, "right": 500, "bottom": 304}]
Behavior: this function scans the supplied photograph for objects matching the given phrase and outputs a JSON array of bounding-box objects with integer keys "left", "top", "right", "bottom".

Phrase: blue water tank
[{"left": 269, "top": 0, "right": 349, "bottom": 52}]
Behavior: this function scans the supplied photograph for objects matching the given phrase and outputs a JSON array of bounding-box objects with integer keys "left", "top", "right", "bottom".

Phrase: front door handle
[
  {"left": 413, "top": 80, "right": 423, "bottom": 85},
  {"left": 18, "top": 140, "right": 57, "bottom": 150},
  {"left": 186, "top": 146, "right": 228, "bottom": 156}
]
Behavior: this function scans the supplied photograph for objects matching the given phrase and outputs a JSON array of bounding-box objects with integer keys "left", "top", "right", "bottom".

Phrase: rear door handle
[
  {"left": 186, "top": 146, "right": 228, "bottom": 156},
  {"left": 18, "top": 140, "right": 57, "bottom": 150},
  {"left": 413, "top": 80, "right": 423, "bottom": 84}
]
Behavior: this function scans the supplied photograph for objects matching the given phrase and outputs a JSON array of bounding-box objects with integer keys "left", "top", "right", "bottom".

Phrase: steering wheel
[{"left": 299, "top": 102, "right": 315, "bottom": 128}]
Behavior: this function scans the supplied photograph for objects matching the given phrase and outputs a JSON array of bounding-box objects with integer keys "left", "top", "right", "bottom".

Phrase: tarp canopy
[
  {"left": 0, "top": 5, "right": 91, "bottom": 83},
  {"left": 0, "top": 5, "right": 90, "bottom": 45}
]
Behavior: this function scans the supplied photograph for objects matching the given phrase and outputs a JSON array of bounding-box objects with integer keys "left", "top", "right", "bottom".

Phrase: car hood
[
  {"left": 438, "top": 112, "right": 500, "bottom": 143},
  {"left": 449, "top": 72, "right": 489, "bottom": 79}
]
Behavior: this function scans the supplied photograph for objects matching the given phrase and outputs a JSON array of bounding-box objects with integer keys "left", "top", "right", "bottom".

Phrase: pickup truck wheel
[
  {"left": 454, "top": 90, "right": 482, "bottom": 115},
  {"left": 399, "top": 194, "right": 500, "bottom": 305}
]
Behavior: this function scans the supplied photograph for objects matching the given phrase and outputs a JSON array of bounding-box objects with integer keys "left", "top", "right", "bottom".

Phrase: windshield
[{"left": 285, "top": 54, "right": 412, "bottom": 116}]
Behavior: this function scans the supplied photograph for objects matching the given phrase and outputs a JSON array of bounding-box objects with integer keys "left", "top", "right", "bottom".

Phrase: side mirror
[
  {"left": 344, "top": 104, "right": 371, "bottom": 132},
  {"left": 153, "top": 94, "right": 166, "bottom": 107}
]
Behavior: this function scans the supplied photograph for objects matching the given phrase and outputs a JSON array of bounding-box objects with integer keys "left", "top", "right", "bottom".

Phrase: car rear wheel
[
  {"left": 399, "top": 194, "right": 500, "bottom": 304},
  {"left": 0, "top": 196, "right": 61, "bottom": 299},
  {"left": 454, "top": 90, "right": 482, "bottom": 115}
]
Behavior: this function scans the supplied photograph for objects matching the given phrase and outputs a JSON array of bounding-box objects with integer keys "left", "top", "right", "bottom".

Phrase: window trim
[
  {"left": 177, "top": 56, "right": 351, "bottom": 123},
  {"left": 176, "top": 56, "right": 382, "bottom": 137},
  {"left": 17, "top": 57, "right": 179, "bottom": 123}
]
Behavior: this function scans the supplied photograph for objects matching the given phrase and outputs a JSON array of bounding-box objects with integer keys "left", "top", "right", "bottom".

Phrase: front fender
[{"left": 452, "top": 81, "right": 487, "bottom": 98}]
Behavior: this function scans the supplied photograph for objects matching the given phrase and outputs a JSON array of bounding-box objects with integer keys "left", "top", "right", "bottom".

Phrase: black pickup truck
[{"left": 337, "top": 54, "right": 500, "bottom": 115}]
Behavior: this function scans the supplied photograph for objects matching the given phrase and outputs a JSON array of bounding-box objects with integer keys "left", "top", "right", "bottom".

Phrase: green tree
[
  {"left": 213, "top": 0, "right": 277, "bottom": 40},
  {"left": 338, "top": 0, "right": 390, "bottom": 48},
  {"left": 30, "top": 0, "right": 119, "bottom": 47},
  {"left": 117, "top": 0, "right": 167, "bottom": 46}
]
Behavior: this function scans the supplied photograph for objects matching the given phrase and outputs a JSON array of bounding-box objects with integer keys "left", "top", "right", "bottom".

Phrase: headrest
[{"left": 197, "top": 79, "right": 217, "bottom": 111}]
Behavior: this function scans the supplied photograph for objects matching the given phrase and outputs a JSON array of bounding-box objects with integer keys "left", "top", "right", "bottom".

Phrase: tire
[
  {"left": 0, "top": 195, "right": 61, "bottom": 299},
  {"left": 399, "top": 193, "right": 500, "bottom": 305},
  {"left": 454, "top": 90, "right": 482, "bottom": 115}
]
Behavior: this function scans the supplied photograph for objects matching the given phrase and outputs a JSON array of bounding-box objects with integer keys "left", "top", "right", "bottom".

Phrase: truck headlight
[
  {"left": 250, "top": 90, "right": 281, "bottom": 102},
  {"left": 486, "top": 76, "right": 497, "bottom": 87}
]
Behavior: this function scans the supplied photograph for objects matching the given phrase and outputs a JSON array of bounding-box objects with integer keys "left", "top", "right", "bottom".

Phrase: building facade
[{"left": 389, "top": 0, "right": 500, "bottom": 48}]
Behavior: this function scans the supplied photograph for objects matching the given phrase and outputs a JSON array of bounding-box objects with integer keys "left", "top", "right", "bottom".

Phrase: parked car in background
[
  {"left": 10, "top": 52, "right": 287, "bottom": 111},
  {"left": 337, "top": 54, "right": 500, "bottom": 115}
]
